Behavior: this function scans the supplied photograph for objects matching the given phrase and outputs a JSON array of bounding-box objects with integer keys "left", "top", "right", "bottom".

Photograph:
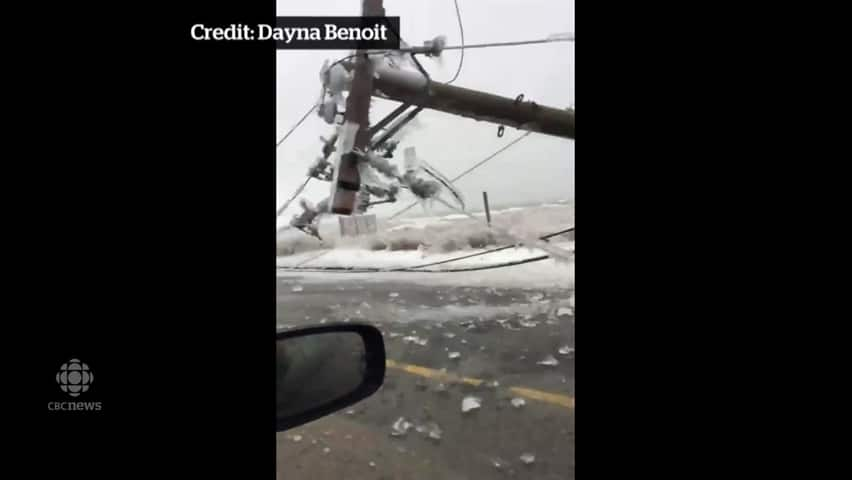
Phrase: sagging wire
[
  {"left": 276, "top": 104, "right": 318, "bottom": 148},
  {"left": 388, "top": 131, "right": 533, "bottom": 220},
  {"left": 276, "top": 226, "right": 574, "bottom": 273},
  {"left": 446, "top": 0, "right": 465, "bottom": 85}
]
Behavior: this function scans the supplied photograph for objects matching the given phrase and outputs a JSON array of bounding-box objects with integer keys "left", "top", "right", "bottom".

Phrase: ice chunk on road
[
  {"left": 443, "top": 332, "right": 456, "bottom": 339},
  {"left": 391, "top": 417, "right": 414, "bottom": 437},
  {"left": 389, "top": 292, "right": 400, "bottom": 298},
  {"left": 491, "top": 457, "right": 508, "bottom": 470},
  {"left": 557, "top": 307, "right": 573, "bottom": 317},
  {"left": 537, "top": 355, "right": 560, "bottom": 366},
  {"left": 402, "top": 336, "right": 428, "bottom": 346},
  {"left": 426, "top": 422, "right": 442, "bottom": 441},
  {"left": 448, "top": 351, "right": 461, "bottom": 360},
  {"left": 511, "top": 397, "right": 526, "bottom": 408},
  {"left": 291, "top": 434, "right": 302, "bottom": 442},
  {"left": 519, "top": 319, "right": 538, "bottom": 328},
  {"left": 369, "top": 461, "right": 376, "bottom": 468},
  {"left": 291, "top": 285, "right": 303, "bottom": 292},
  {"left": 414, "top": 421, "right": 442, "bottom": 441},
  {"left": 558, "top": 345, "right": 575, "bottom": 355},
  {"left": 322, "top": 447, "right": 331, "bottom": 454},
  {"left": 520, "top": 453, "right": 536, "bottom": 465},
  {"left": 462, "top": 396, "right": 482, "bottom": 413}
]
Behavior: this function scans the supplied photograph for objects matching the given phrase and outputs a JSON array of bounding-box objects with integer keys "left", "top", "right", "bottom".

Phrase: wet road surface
[{"left": 277, "top": 275, "right": 575, "bottom": 479}]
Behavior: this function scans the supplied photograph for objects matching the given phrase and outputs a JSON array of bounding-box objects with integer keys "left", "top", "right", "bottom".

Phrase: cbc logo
[{"left": 56, "top": 359, "right": 93, "bottom": 397}]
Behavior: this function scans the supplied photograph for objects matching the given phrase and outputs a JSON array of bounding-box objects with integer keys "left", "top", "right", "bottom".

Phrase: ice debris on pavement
[
  {"left": 402, "top": 336, "right": 428, "bottom": 346},
  {"left": 537, "top": 355, "right": 560, "bottom": 366},
  {"left": 391, "top": 417, "right": 414, "bottom": 437},
  {"left": 462, "top": 396, "right": 482, "bottom": 413},
  {"left": 414, "top": 421, "right": 442, "bottom": 441}
]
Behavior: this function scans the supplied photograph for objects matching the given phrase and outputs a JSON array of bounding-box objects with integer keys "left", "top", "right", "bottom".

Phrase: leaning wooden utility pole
[
  {"left": 329, "top": 0, "right": 385, "bottom": 215},
  {"left": 374, "top": 75, "right": 575, "bottom": 140},
  {"left": 340, "top": 58, "right": 575, "bottom": 140}
]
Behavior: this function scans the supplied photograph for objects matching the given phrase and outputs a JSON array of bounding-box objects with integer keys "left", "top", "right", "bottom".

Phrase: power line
[
  {"left": 330, "top": 34, "right": 574, "bottom": 71},
  {"left": 276, "top": 226, "right": 574, "bottom": 273},
  {"left": 276, "top": 104, "right": 317, "bottom": 148},
  {"left": 294, "top": 248, "right": 332, "bottom": 267},
  {"left": 389, "top": 226, "right": 574, "bottom": 271},
  {"left": 446, "top": 0, "right": 465, "bottom": 85},
  {"left": 276, "top": 177, "right": 312, "bottom": 218},
  {"left": 278, "top": 254, "right": 552, "bottom": 273},
  {"left": 431, "top": 195, "right": 574, "bottom": 263},
  {"left": 388, "top": 131, "right": 533, "bottom": 219},
  {"left": 439, "top": 37, "right": 573, "bottom": 51}
]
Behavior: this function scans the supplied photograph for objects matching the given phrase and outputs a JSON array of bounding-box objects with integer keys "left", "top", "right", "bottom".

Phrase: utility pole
[
  {"left": 329, "top": 0, "right": 386, "bottom": 215},
  {"left": 482, "top": 191, "right": 491, "bottom": 226},
  {"left": 341, "top": 59, "right": 575, "bottom": 140}
]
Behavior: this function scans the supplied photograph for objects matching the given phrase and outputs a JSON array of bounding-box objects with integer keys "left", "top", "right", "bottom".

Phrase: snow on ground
[
  {"left": 277, "top": 202, "right": 575, "bottom": 288},
  {"left": 277, "top": 241, "right": 574, "bottom": 288}
]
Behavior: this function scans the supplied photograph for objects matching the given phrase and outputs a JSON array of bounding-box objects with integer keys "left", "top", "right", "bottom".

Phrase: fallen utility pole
[
  {"left": 343, "top": 60, "right": 574, "bottom": 139},
  {"left": 329, "top": 0, "right": 386, "bottom": 215}
]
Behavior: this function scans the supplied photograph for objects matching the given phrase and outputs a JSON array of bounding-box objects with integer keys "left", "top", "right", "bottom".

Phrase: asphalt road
[{"left": 277, "top": 274, "right": 575, "bottom": 479}]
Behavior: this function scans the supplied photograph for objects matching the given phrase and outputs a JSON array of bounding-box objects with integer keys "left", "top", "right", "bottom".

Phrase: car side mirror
[{"left": 276, "top": 323, "right": 385, "bottom": 431}]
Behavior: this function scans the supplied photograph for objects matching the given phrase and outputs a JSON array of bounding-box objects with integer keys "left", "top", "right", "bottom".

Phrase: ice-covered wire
[
  {"left": 388, "top": 131, "right": 532, "bottom": 219},
  {"left": 430, "top": 196, "right": 574, "bottom": 264},
  {"left": 276, "top": 226, "right": 575, "bottom": 273},
  {"left": 278, "top": 255, "right": 552, "bottom": 273},
  {"left": 332, "top": 35, "right": 575, "bottom": 73},
  {"left": 386, "top": 226, "right": 574, "bottom": 271},
  {"left": 276, "top": 177, "right": 312, "bottom": 218},
  {"left": 276, "top": 104, "right": 317, "bottom": 148},
  {"left": 446, "top": 0, "right": 465, "bottom": 85}
]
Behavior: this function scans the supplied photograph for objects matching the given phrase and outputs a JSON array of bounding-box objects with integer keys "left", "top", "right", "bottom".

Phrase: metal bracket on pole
[
  {"left": 369, "top": 106, "right": 423, "bottom": 149},
  {"left": 368, "top": 103, "right": 411, "bottom": 138}
]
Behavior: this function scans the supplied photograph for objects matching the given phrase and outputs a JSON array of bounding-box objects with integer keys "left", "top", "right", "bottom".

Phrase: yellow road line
[
  {"left": 385, "top": 359, "right": 483, "bottom": 386},
  {"left": 385, "top": 359, "right": 574, "bottom": 410},
  {"left": 509, "top": 386, "right": 575, "bottom": 409}
]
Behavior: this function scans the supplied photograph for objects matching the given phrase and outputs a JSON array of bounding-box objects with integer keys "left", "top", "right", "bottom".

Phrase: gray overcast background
[{"left": 276, "top": 0, "right": 574, "bottom": 225}]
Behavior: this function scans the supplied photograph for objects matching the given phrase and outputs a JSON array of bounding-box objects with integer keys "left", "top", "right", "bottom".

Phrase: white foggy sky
[{"left": 276, "top": 0, "right": 574, "bottom": 224}]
